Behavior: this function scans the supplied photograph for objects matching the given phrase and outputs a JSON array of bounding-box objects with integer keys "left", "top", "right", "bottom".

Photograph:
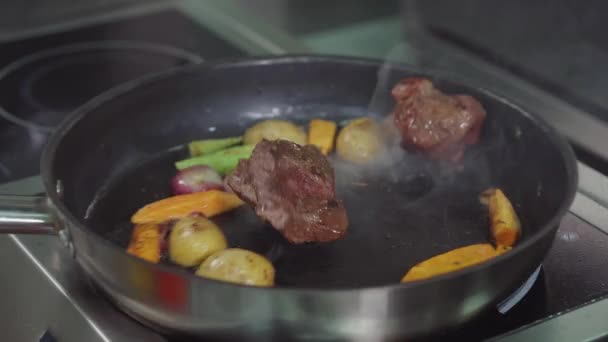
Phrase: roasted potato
[
  {"left": 243, "top": 119, "right": 307, "bottom": 146},
  {"left": 336, "top": 117, "right": 385, "bottom": 164},
  {"left": 169, "top": 216, "right": 227, "bottom": 267},
  {"left": 195, "top": 248, "right": 275, "bottom": 287},
  {"left": 481, "top": 188, "right": 521, "bottom": 247},
  {"left": 402, "top": 244, "right": 499, "bottom": 282}
]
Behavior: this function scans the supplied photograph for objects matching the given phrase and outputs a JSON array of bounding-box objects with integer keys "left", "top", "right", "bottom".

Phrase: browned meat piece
[
  {"left": 391, "top": 78, "right": 487, "bottom": 162},
  {"left": 226, "top": 139, "right": 348, "bottom": 244}
]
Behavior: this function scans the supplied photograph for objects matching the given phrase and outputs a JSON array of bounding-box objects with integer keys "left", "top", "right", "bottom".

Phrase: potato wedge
[
  {"left": 401, "top": 244, "right": 499, "bottom": 282},
  {"left": 243, "top": 119, "right": 307, "bottom": 146},
  {"left": 169, "top": 216, "right": 228, "bottom": 267},
  {"left": 131, "top": 190, "right": 244, "bottom": 224},
  {"left": 308, "top": 119, "right": 337, "bottom": 155},
  {"left": 196, "top": 248, "right": 275, "bottom": 287},
  {"left": 127, "top": 223, "right": 162, "bottom": 263},
  {"left": 483, "top": 188, "right": 521, "bottom": 247}
]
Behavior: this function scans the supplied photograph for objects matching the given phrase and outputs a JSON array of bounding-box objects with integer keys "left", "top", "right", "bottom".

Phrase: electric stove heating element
[
  {"left": 0, "top": 8, "right": 242, "bottom": 184},
  {"left": 0, "top": 41, "right": 202, "bottom": 131}
]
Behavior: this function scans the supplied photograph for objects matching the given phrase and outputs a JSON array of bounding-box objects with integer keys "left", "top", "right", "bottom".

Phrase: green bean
[
  {"left": 187, "top": 136, "right": 243, "bottom": 156},
  {"left": 175, "top": 145, "right": 255, "bottom": 175}
]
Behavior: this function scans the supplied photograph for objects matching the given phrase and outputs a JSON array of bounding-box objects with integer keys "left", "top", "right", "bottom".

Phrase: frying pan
[{"left": 0, "top": 56, "right": 577, "bottom": 340}]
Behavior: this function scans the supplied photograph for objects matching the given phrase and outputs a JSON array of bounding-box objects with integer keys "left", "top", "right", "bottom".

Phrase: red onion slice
[{"left": 171, "top": 165, "right": 224, "bottom": 195}]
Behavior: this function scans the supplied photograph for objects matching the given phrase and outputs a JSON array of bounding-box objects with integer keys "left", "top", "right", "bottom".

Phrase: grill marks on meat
[
  {"left": 391, "top": 78, "right": 486, "bottom": 162},
  {"left": 226, "top": 139, "right": 348, "bottom": 244}
]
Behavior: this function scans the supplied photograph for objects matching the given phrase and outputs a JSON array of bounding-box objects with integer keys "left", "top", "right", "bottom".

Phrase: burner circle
[{"left": 0, "top": 41, "right": 203, "bottom": 131}]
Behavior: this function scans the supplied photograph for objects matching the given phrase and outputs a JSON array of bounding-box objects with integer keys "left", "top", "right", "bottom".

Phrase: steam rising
[{"left": 332, "top": 41, "right": 497, "bottom": 207}]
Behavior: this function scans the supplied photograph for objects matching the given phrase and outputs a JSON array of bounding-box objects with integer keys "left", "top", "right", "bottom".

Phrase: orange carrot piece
[
  {"left": 131, "top": 190, "right": 244, "bottom": 224},
  {"left": 401, "top": 244, "right": 499, "bottom": 282},
  {"left": 495, "top": 245, "right": 512, "bottom": 255},
  {"left": 486, "top": 188, "right": 521, "bottom": 247},
  {"left": 308, "top": 119, "right": 337, "bottom": 155},
  {"left": 127, "top": 223, "right": 162, "bottom": 263}
]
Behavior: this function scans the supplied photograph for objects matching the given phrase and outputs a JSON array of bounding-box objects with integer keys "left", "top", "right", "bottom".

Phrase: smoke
[{"left": 331, "top": 15, "right": 499, "bottom": 206}]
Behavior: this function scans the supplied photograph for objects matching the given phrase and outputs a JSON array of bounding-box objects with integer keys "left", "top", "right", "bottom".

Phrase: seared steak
[
  {"left": 226, "top": 139, "right": 348, "bottom": 244},
  {"left": 391, "top": 77, "right": 486, "bottom": 162}
]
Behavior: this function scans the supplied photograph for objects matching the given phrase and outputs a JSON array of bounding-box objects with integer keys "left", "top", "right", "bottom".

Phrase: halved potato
[
  {"left": 243, "top": 119, "right": 307, "bottom": 146},
  {"left": 336, "top": 117, "right": 385, "bottom": 164},
  {"left": 169, "top": 216, "right": 227, "bottom": 267},
  {"left": 195, "top": 248, "right": 275, "bottom": 287}
]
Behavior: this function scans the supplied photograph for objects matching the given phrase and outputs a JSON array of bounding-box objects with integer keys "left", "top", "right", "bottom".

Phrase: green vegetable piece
[
  {"left": 188, "top": 136, "right": 243, "bottom": 156},
  {"left": 176, "top": 145, "right": 255, "bottom": 175}
]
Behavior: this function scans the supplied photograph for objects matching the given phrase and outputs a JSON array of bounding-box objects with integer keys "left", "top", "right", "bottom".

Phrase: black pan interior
[{"left": 52, "top": 58, "right": 572, "bottom": 288}]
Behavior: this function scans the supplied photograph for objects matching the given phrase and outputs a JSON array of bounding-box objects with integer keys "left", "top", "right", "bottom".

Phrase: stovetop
[
  {"left": 0, "top": 8, "right": 243, "bottom": 184},
  {"left": 436, "top": 212, "right": 608, "bottom": 341},
  {"left": 1, "top": 4, "right": 608, "bottom": 342}
]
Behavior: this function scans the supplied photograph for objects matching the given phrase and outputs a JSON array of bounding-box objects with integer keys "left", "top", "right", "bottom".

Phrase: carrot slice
[
  {"left": 401, "top": 244, "right": 499, "bottom": 282},
  {"left": 495, "top": 245, "right": 512, "bottom": 255},
  {"left": 485, "top": 188, "right": 521, "bottom": 247},
  {"left": 131, "top": 190, "right": 244, "bottom": 224},
  {"left": 127, "top": 223, "right": 162, "bottom": 263},
  {"left": 308, "top": 119, "right": 337, "bottom": 155}
]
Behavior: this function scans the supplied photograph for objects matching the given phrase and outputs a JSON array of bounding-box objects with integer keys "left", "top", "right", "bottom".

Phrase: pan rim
[{"left": 41, "top": 54, "right": 578, "bottom": 293}]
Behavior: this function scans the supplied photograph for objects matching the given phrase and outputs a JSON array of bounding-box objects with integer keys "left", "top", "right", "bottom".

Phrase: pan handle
[{"left": 0, "top": 195, "right": 57, "bottom": 235}]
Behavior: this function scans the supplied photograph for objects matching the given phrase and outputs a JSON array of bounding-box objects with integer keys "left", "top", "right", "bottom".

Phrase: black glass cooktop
[
  {"left": 426, "top": 213, "right": 608, "bottom": 341},
  {"left": 162, "top": 213, "right": 608, "bottom": 341},
  {"left": 0, "top": 9, "right": 244, "bottom": 184}
]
